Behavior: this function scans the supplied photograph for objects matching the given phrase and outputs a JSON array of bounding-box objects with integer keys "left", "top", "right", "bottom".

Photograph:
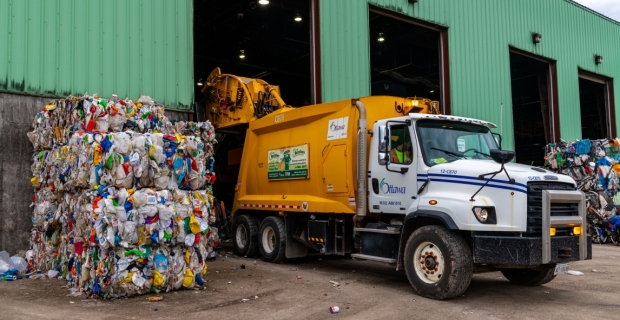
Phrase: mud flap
[{"left": 285, "top": 215, "right": 307, "bottom": 258}]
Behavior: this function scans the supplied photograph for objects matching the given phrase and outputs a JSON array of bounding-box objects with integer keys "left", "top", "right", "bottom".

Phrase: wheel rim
[
  {"left": 236, "top": 224, "right": 247, "bottom": 249},
  {"left": 262, "top": 226, "right": 276, "bottom": 254},
  {"left": 413, "top": 241, "right": 445, "bottom": 284}
]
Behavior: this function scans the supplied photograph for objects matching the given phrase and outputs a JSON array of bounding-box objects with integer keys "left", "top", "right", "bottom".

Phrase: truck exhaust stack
[{"left": 354, "top": 99, "right": 367, "bottom": 227}]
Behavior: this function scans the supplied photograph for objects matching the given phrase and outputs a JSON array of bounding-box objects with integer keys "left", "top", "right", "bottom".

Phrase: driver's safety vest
[{"left": 390, "top": 149, "right": 404, "bottom": 163}]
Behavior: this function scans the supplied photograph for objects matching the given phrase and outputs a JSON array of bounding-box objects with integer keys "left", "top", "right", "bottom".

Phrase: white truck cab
[{"left": 360, "top": 113, "right": 589, "bottom": 299}]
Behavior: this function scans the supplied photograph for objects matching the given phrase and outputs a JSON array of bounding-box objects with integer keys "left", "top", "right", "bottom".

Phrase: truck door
[{"left": 369, "top": 121, "right": 417, "bottom": 214}]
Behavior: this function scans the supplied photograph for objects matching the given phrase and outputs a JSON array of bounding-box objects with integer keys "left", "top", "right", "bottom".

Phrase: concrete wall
[
  {"left": 0, "top": 93, "right": 49, "bottom": 254},
  {"left": 165, "top": 109, "right": 194, "bottom": 122}
]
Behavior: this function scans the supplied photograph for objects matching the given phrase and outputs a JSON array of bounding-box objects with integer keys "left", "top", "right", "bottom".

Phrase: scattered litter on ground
[
  {"left": 147, "top": 296, "right": 163, "bottom": 302},
  {"left": 329, "top": 306, "right": 340, "bottom": 314},
  {"left": 567, "top": 270, "right": 584, "bottom": 276}
]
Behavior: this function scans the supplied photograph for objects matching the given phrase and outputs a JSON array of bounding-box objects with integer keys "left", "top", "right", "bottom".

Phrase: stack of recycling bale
[
  {"left": 28, "top": 94, "right": 219, "bottom": 298},
  {"left": 543, "top": 138, "right": 620, "bottom": 242},
  {"left": 544, "top": 138, "right": 620, "bottom": 192}
]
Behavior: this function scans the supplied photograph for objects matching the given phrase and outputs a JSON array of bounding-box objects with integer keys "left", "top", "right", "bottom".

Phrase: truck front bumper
[{"left": 473, "top": 235, "right": 592, "bottom": 265}]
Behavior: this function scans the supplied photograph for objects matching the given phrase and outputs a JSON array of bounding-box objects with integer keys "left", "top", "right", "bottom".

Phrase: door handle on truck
[{"left": 372, "top": 178, "right": 379, "bottom": 194}]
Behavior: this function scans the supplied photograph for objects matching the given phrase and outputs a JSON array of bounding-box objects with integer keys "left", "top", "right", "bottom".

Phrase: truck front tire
[
  {"left": 259, "top": 216, "right": 286, "bottom": 263},
  {"left": 403, "top": 225, "right": 473, "bottom": 300},
  {"left": 501, "top": 267, "right": 557, "bottom": 286},
  {"left": 233, "top": 215, "right": 259, "bottom": 257}
]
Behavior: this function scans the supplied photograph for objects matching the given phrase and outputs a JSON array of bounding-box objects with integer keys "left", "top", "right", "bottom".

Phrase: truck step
[
  {"left": 351, "top": 254, "right": 397, "bottom": 264},
  {"left": 354, "top": 228, "right": 400, "bottom": 235}
]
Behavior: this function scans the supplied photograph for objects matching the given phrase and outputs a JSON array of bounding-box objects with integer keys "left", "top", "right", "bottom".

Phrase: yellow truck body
[{"left": 203, "top": 70, "right": 438, "bottom": 218}]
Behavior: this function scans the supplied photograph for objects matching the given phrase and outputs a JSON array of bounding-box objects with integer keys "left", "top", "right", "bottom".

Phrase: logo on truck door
[{"left": 380, "top": 178, "right": 407, "bottom": 194}]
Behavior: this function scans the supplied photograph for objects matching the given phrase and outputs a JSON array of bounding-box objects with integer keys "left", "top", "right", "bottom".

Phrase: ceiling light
[
  {"left": 196, "top": 78, "right": 203, "bottom": 86},
  {"left": 378, "top": 32, "right": 385, "bottom": 42},
  {"left": 429, "top": 90, "right": 434, "bottom": 93},
  {"left": 259, "top": 0, "right": 269, "bottom": 5},
  {"left": 239, "top": 49, "right": 246, "bottom": 59},
  {"left": 294, "top": 11, "right": 302, "bottom": 22}
]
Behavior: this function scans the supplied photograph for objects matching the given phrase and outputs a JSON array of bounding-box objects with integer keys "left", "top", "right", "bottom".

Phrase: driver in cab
[{"left": 390, "top": 136, "right": 412, "bottom": 165}]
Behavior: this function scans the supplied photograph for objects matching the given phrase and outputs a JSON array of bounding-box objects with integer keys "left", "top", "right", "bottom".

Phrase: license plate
[{"left": 554, "top": 262, "right": 570, "bottom": 275}]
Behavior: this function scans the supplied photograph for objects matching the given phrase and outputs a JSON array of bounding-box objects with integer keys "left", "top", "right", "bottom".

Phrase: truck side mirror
[
  {"left": 379, "top": 152, "right": 388, "bottom": 165},
  {"left": 384, "top": 128, "right": 391, "bottom": 164},
  {"left": 378, "top": 125, "right": 388, "bottom": 152},
  {"left": 378, "top": 125, "right": 388, "bottom": 165}
]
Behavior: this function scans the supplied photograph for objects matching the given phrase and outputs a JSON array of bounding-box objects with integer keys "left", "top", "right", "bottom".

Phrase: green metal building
[
  {"left": 0, "top": 0, "right": 194, "bottom": 111},
  {"left": 1, "top": 0, "right": 619, "bottom": 251},
  {"left": 317, "top": 0, "right": 619, "bottom": 158}
]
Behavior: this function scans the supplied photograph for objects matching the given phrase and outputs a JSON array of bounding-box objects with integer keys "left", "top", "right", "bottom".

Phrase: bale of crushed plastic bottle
[{"left": 27, "top": 94, "right": 219, "bottom": 298}]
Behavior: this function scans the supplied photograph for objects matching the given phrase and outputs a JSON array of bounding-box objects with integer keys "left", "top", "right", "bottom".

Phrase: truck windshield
[{"left": 416, "top": 120, "right": 498, "bottom": 166}]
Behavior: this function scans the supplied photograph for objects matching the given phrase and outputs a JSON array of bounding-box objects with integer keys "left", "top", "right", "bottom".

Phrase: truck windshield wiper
[
  {"left": 473, "top": 150, "right": 492, "bottom": 159},
  {"left": 431, "top": 147, "right": 464, "bottom": 158}
]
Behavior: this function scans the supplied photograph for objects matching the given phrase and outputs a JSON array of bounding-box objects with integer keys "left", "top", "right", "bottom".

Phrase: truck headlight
[{"left": 472, "top": 206, "right": 497, "bottom": 224}]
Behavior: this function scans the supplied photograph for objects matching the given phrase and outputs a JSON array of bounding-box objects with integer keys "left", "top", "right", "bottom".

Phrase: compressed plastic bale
[
  {"left": 113, "top": 132, "right": 131, "bottom": 155},
  {"left": 28, "top": 98, "right": 218, "bottom": 299}
]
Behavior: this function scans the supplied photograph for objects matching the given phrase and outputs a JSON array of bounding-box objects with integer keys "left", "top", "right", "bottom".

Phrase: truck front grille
[{"left": 526, "top": 181, "right": 578, "bottom": 236}]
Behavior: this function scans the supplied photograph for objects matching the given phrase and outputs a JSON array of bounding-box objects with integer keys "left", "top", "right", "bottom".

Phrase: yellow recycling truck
[{"left": 204, "top": 68, "right": 591, "bottom": 300}]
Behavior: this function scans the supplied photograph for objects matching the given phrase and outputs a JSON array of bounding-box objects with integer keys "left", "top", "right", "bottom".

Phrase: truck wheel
[
  {"left": 258, "top": 216, "right": 286, "bottom": 263},
  {"left": 233, "top": 215, "right": 259, "bottom": 257},
  {"left": 500, "top": 267, "right": 556, "bottom": 286},
  {"left": 403, "top": 225, "right": 473, "bottom": 300}
]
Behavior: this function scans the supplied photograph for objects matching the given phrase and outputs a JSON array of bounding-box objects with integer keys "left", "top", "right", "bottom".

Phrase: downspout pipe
[{"left": 354, "top": 99, "right": 367, "bottom": 227}]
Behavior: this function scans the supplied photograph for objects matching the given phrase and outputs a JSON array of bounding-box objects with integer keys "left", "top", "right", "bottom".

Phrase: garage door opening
[
  {"left": 509, "top": 50, "right": 557, "bottom": 165},
  {"left": 369, "top": 8, "right": 448, "bottom": 112},
  {"left": 193, "top": 0, "right": 312, "bottom": 109},
  {"left": 193, "top": 0, "right": 313, "bottom": 208},
  {"left": 578, "top": 72, "right": 614, "bottom": 140}
]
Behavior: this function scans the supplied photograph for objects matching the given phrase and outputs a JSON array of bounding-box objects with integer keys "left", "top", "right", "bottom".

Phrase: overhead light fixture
[
  {"left": 239, "top": 49, "right": 246, "bottom": 59},
  {"left": 378, "top": 32, "right": 385, "bottom": 42},
  {"left": 196, "top": 78, "right": 203, "bottom": 86},
  {"left": 294, "top": 11, "right": 302, "bottom": 22},
  {"left": 532, "top": 32, "right": 541, "bottom": 44},
  {"left": 259, "top": 0, "right": 269, "bottom": 5},
  {"left": 595, "top": 54, "right": 603, "bottom": 65},
  {"left": 429, "top": 90, "right": 435, "bottom": 93}
]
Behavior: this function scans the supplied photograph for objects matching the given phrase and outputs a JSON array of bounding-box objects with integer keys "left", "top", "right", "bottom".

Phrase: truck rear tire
[
  {"left": 403, "top": 225, "right": 473, "bottom": 300},
  {"left": 233, "top": 215, "right": 259, "bottom": 257},
  {"left": 259, "top": 216, "right": 286, "bottom": 263},
  {"left": 500, "top": 267, "right": 557, "bottom": 286}
]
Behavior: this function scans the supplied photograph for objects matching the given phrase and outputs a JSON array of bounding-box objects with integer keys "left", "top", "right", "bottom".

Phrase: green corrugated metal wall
[
  {"left": 319, "top": 0, "right": 620, "bottom": 150},
  {"left": 0, "top": 0, "right": 194, "bottom": 111}
]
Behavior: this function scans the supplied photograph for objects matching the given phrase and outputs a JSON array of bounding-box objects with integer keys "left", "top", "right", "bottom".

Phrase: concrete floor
[{"left": 1, "top": 244, "right": 619, "bottom": 320}]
